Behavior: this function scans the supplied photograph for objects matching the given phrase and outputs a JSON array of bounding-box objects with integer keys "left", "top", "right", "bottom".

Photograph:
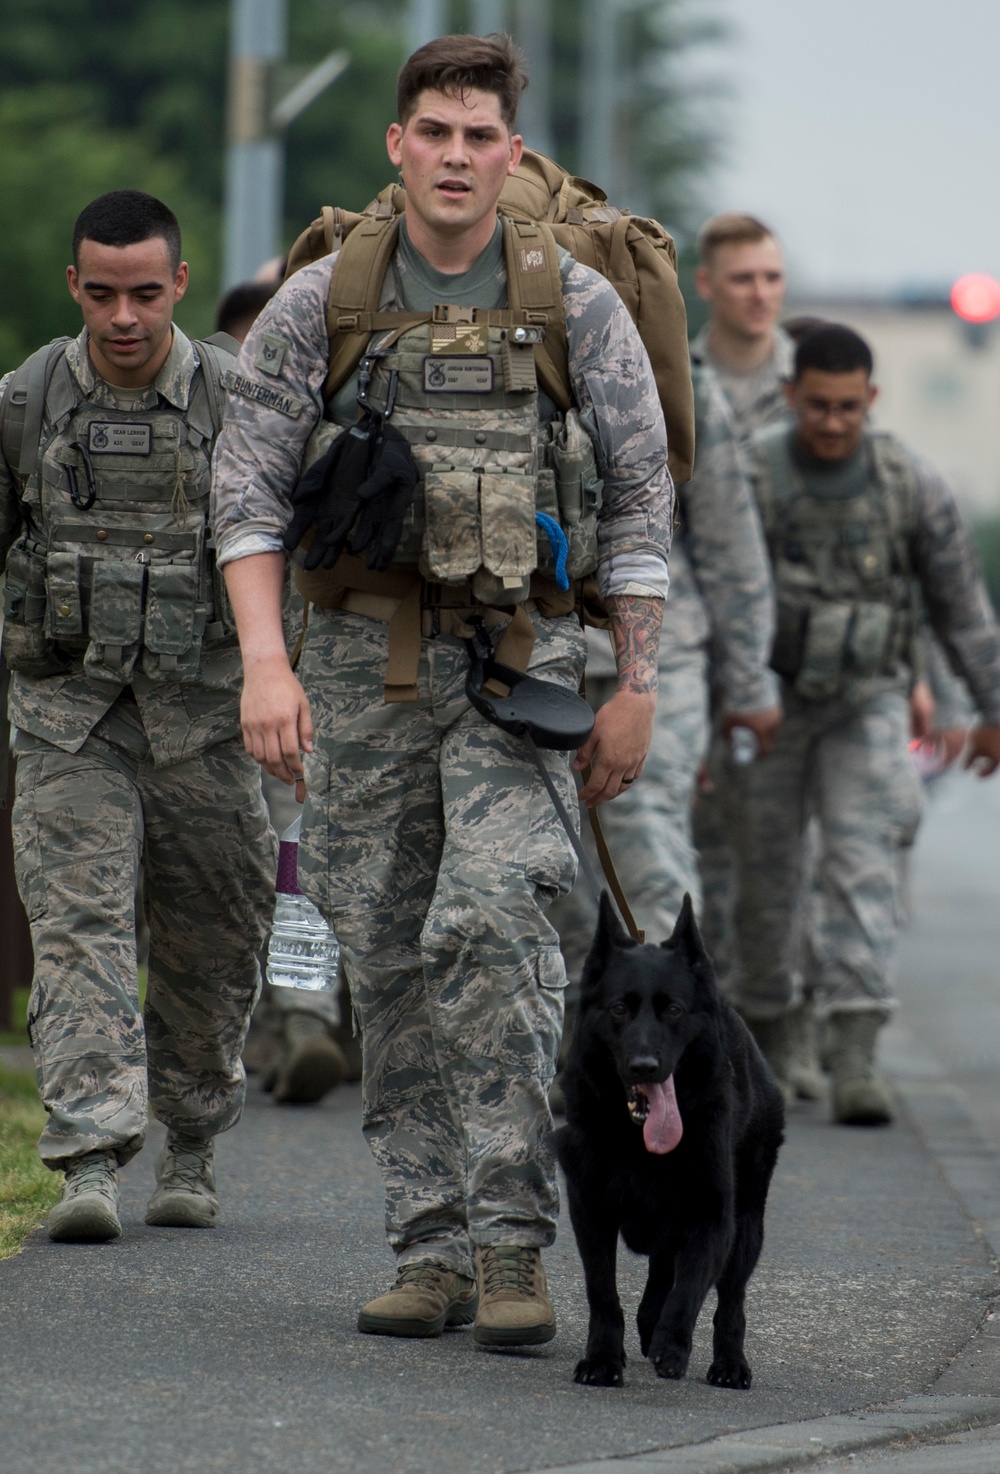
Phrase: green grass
[
  {"left": 0, "top": 1064, "right": 60, "bottom": 1258},
  {"left": 0, "top": 986, "right": 30, "bottom": 1048}
]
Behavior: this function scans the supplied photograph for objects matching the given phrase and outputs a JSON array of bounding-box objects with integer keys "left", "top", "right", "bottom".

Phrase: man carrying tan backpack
[{"left": 211, "top": 32, "right": 682, "bottom": 1351}]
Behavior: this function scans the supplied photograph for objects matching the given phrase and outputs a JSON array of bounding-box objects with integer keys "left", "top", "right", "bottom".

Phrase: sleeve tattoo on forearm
[{"left": 606, "top": 595, "right": 663, "bottom": 695}]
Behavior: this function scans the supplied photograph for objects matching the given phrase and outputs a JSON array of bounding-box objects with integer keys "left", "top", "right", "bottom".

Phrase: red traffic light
[{"left": 951, "top": 273, "right": 1000, "bottom": 324}]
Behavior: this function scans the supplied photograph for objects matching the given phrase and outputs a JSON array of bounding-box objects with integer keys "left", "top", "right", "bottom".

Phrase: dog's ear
[
  {"left": 663, "top": 894, "right": 715, "bottom": 981},
  {"left": 582, "top": 891, "right": 634, "bottom": 988}
]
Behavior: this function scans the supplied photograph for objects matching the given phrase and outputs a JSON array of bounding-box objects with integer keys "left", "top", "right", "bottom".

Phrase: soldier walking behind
[
  {"left": 549, "top": 358, "right": 780, "bottom": 1018},
  {"left": 211, "top": 34, "right": 673, "bottom": 1348},
  {"left": 714, "top": 324, "right": 1000, "bottom": 1125},
  {"left": 0, "top": 192, "right": 276, "bottom": 1241}
]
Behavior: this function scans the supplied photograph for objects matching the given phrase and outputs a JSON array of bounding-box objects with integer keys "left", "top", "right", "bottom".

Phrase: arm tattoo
[{"left": 606, "top": 594, "right": 663, "bottom": 695}]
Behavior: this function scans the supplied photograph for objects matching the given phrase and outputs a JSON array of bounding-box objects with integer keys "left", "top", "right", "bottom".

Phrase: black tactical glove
[
  {"left": 283, "top": 420, "right": 419, "bottom": 572},
  {"left": 344, "top": 425, "right": 421, "bottom": 571}
]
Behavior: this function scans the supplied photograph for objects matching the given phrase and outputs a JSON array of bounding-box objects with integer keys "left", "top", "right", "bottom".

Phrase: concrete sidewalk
[{"left": 2, "top": 1044, "right": 1000, "bottom": 1474}]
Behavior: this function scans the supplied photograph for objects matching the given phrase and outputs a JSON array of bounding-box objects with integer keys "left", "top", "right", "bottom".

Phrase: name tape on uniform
[
  {"left": 223, "top": 370, "right": 306, "bottom": 419},
  {"left": 88, "top": 422, "right": 153, "bottom": 455},
  {"left": 422, "top": 357, "right": 494, "bottom": 394}
]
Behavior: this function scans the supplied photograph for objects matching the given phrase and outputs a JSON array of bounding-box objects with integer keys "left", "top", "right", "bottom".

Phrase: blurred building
[{"left": 788, "top": 297, "right": 1000, "bottom": 518}]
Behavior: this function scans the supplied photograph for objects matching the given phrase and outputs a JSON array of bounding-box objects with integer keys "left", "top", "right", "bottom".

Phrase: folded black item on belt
[{"left": 283, "top": 418, "right": 420, "bottom": 573}]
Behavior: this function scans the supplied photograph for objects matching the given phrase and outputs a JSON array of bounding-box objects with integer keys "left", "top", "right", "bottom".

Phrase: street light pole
[
  {"left": 224, "top": 0, "right": 287, "bottom": 287},
  {"left": 578, "top": 0, "right": 618, "bottom": 188},
  {"left": 408, "top": 0, "right": 446, "bottom": 53},
  {"left": 471, "top": 0, "right": 505, "bottom": 32},
  {"left": 224, "top": 0, "right": 350, "bottom": 288},
  {"left": 515, "top": 0, "right": 554, "bottom": 159}
]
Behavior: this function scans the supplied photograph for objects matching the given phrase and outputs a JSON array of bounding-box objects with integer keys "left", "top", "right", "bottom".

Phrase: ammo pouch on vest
[
  {"left": 1, "top": 542, "right": 70, "bottom": 677},
  {"left": 546, "top": 408, "right": 602, "bottom": 580},
  {"left": 772, "top": 595, "right": 904, "bottom": 702},
  {"left": 423, "top": 467, "right": 537, "bottom": 605},
  {"left": 42, "top": 511, "right": 209, "bottom": 684}
]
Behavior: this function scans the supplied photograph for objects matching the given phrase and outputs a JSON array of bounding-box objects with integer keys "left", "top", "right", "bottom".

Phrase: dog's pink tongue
[{"left": 638, "top": 1077, "right": 683, "bottom": 1154}]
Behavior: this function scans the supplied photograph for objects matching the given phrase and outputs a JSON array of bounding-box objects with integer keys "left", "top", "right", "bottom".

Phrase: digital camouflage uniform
[
  {"left": 549, "top": 362, "right": 778, "bottom": 984},
  {"left": 687, "top": 327, "right": 795, "bottom": 996},
  {"left": 714, "top": 425, "right": 1000, "bottom": 1023},
  {"left": 211, "top": 227, "right": 673, "bottom": 1275},
  {"left": 690, "top": 326, "right": 979, "bottom": 1004},
  {"left": 0, "top": 327, "right": 276, "bottom": 1170}
]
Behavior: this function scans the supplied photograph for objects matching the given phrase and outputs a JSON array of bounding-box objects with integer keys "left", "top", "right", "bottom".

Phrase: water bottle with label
[{"left": 266, "top": 815, "right": 340, "bottom": 992}]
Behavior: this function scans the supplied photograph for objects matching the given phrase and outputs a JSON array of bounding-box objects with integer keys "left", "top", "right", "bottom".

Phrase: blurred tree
[
  {"left": 542, "top": 0, "right": 727, "bottom": 236},
  {"left": 0, "top": 0, "right": 725, "bottom": 356},
  {"left": 0, "top": 87, "right": 218, "bottom": 366}
]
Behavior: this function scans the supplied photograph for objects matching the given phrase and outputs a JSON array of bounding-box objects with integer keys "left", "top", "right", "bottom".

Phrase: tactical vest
[
  {"left": 293, "top": 216, "right": 602, "bottom": 611},
  {"left": 1, "top": 335, "right": 235, "bottom": 685},
  {"left": 750, "top": 424, "right": 920, "bottom": 701}
]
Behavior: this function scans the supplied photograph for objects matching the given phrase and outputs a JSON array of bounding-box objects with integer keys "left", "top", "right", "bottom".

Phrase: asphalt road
[{"left": 2, "top": 768, "right": 1000, "bottom": 1474}]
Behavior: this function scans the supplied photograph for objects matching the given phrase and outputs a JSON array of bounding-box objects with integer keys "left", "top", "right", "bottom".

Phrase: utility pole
[
  {"left": 471, "top": 0, "right": 505, "bottom": 32},
  {"left": 224, "top": 0, "right": 349, "bottom": 287},
  {"left": 515, "top": 0, "right": 554, "bottom": 159},
  {"left": 578, "top": 0, "right": 618, "bottom": 188},
  {"left": 408, "top": 0, "right": 446, "bottom": 53}
]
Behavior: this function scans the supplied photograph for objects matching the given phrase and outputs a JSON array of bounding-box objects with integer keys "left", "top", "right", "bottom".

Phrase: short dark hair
[
  {"left": 397, "top": 33, "right": 527, "bottom": 131},
  {"left": 696, "top": 212, "right": 775, "bottom": 267},
  {"left": 794, "top": 324, "right": 874, "bottom": 380},
  {"left": 215, "top": 281, "right": 277, "bottom": 340},
  {"left": 782, "top": 314, "right": 828, "bottom": 346},
  {"left": 72, "top": 191, "right": 182, "bottom": 273}
]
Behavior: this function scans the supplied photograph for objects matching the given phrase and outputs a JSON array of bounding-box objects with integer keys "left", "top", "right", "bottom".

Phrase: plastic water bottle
[
  {"left": 266, "top": 816, "right": 340, "bottom": 991},
  {"left": 729, "top": 725, "right": 760, "bottom": 766}
]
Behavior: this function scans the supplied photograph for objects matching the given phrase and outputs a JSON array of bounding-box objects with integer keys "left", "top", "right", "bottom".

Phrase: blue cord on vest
[{"left": 535, "top": 512, "right": 570, "bottom": 591}]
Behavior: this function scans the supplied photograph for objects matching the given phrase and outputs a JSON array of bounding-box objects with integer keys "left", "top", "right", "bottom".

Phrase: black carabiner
[{"left": 66, "top": 441, "right": 97, "bottom": 511}]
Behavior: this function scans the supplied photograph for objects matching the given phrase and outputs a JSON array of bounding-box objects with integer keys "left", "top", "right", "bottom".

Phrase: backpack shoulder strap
[
  {"left": 191, "top": 336, "right": 238, "bottom": 439},
  {"left": 0, "top": 337, "right": 74, "bottom": 487},
  {"left": 747, "top": 422, "right": 797, "bottom": 540},
  {"left": 322, "top": 213, "right": 403, "bottom": 400},
  {"left": 501, "top": 216, "right": 571, "bottom": 411}
]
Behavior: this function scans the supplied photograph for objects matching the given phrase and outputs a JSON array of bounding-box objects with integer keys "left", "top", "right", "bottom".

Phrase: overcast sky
[{"left": 699, "top": 0, "right": 1000, "bottom": 297}]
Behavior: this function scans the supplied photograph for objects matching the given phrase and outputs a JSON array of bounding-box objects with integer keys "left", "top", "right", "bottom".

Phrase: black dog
[{"left": 556, "top": 893, "right": 785, "bottom": 1390}]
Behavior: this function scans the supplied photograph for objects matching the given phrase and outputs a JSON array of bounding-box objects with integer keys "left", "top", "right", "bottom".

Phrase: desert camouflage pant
[
  {"left": 711, "top": 684, "right": 923, "bottom": 1020},
  {"left": 297, "top": 607, "right": 584, "bottom": 1278},
  {"left": 13, "top": 691, "right": 276, "bottom": 1170},
  {"left": 550, "top": 651, "right": 710, "bottom": 986}
]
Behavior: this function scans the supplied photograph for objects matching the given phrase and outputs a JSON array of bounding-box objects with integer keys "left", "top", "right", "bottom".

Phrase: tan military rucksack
[{"left": 285, "top": 148, "right": 694, "bottom": 486}]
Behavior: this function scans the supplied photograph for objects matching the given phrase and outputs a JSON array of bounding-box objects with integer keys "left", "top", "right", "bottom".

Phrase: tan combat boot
[
  {"left": 145, "top": 1131, "right": 219, "bottom": 1227},
  {"left": 474, "top": 1245, "right": 556, "bottom": 1348},
  {"left": 357, "top": 1261, "right": 478, "bottom": 1337},
  {"left": 271, "top": 1013, "right": 347, "bottom": 1104},
  {"left": 786, "top": 1000, "right": 825, "bottom": 1102},
  {"left": 48, "top": 1151, "right": 122, "bottom": 1243},
  {"left": 826, "top": 1012, "right": 894, "bottom": 1126},
  {"left": 744, "top": 1013, "right": 796, "bottom": 1104}
]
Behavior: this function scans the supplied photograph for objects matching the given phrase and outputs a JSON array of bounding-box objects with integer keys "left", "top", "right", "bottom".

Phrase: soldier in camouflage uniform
[
  {"left": 549, "top": 361, "right": 779, "bottom": 993},
  {"left": 211, "top": 35, "right": 674, "bottom": 1348},
  {"left": 713, "top": 324, "right": 1000, "bottom": 1125},
  {"left": 215, "top": 282, "right": 355, "bottom": 1105},
  {"left": 688, "top": 217, "right": 970, "bottom": 1101},
  {"left": 0, "top": 192, "right": 276, "bottom": 1242}
]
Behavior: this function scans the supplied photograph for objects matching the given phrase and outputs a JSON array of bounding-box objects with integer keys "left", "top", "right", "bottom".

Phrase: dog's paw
[
  {"left": 574, "top": 1356, "right": 626, "bottom": 1388},
  {"left": 707, "top": 1356, "right": 752, "bottom": 1390},
  {"left": 651, "top": 1345, "right": 689, "bottom": 1381}
]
